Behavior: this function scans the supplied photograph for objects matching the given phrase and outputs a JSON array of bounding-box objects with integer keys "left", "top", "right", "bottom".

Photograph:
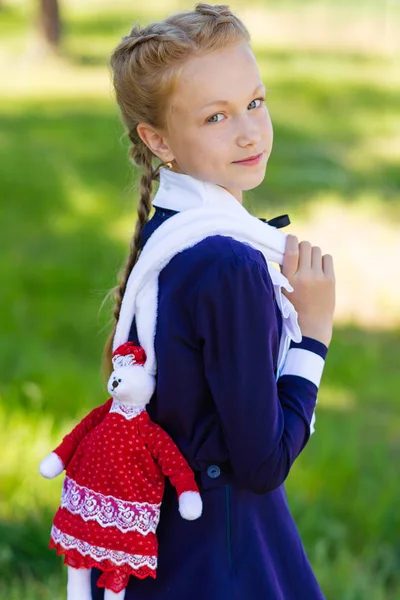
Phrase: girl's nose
[{"left": 236, "top": 121, "right": 261, "bottom": 147}]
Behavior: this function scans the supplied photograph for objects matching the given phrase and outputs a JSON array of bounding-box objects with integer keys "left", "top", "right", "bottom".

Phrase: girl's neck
[{"left": 220, "top": 185, "right": 242, "bottom": 203}]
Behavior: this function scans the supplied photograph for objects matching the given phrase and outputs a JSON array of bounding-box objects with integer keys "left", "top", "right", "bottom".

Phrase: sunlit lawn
[{"left": 0, "top": 1, "right": 399, "bottom": 598}]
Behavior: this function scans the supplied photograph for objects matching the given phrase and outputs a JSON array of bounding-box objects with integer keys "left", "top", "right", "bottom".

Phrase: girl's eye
[
  {"left": 207, "top": 113, "right": 224, "bottom": 124},
  {"left": 248, "top": 97, "right": 265, "bottom": 110},
  {"left": 206, "top": 97, "right": 265, "bottom": 124}
]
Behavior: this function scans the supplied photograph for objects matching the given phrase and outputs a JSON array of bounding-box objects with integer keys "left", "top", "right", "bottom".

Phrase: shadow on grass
[
  {"left": 0, "top": 100, "right": 130, "bottom": 418},
  {"left": 0, "top": 510, "right": 63, "bottom": 584}
]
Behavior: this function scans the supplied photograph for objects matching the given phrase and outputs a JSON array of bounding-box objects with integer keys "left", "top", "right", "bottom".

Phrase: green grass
[{"left": 1, "top": 1, "right": 400, "bottom": 597}]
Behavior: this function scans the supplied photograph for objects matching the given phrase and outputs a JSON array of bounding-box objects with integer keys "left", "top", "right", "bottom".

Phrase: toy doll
[{"left": 39, "top": 342, "right": 202, "bottom": 599}]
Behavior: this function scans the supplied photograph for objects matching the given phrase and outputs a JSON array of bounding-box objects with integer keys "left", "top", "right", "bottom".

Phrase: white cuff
[{"left": 279, "top": 348, "right": 325, "bottom": 388}]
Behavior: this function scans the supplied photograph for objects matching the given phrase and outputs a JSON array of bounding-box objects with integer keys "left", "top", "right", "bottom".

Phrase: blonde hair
[{"left": 103, "top": 3, "right": 250, "bottom": 377}]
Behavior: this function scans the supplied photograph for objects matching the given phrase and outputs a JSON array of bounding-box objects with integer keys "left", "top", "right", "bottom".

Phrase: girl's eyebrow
[{"left": 198, "top": 83, "right": 266, "bottom": 111}]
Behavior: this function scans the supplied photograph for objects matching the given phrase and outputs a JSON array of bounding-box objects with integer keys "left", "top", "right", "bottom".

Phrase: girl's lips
[{"left": 233, "top": 152, "right": 263, "bottom": 165}]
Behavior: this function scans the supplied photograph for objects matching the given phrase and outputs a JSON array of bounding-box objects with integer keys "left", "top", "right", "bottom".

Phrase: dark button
[{"left": 207, "top": 465, "right": 221, "bottom": 479}]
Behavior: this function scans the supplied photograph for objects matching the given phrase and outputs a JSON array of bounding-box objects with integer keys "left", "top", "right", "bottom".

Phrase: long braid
[
  {"left": 103, "top": 3, "right": 250, "bottom": 380},
  {"left": 102, "top": 135, "right": 155, "bottom": 379}
]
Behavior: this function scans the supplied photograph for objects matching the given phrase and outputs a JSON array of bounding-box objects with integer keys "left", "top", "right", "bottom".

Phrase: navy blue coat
[{"left": 92, "top": 207, "right": 327, "bottom": 599}]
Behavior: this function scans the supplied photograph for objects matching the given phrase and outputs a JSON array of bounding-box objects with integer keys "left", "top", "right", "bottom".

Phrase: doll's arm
[
  {"left": 40, "top": 398, "right": 113, "bottom": 477},
  {"left": 138, "top": 414, "right": 202, "bottom": 520}
]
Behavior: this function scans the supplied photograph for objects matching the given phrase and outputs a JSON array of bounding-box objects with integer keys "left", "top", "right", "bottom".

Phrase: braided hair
[{"left": 103, "top": 4, "right": 250, "bottom": 378}]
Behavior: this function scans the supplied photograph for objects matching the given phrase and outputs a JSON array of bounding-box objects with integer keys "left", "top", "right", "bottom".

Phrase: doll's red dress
[{"left": 49, "top": 398, "right": 199, "bottom": 592}]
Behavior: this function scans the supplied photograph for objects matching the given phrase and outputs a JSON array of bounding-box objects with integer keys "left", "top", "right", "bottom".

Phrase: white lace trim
[
  {"left": 61, "top": 476, "right": 161, "bottom": 535},
  {"left": 109, "top": 400, "right": 146, "bottom": 420},
  {"left": 51, "top": 525, "right": 157, "bottom": 570},
  {"left": 267, "top": 262, "right": 302, "bottom": 341},
  {"left": 112, "top": 354, "right": 138, "bottom": 369}
]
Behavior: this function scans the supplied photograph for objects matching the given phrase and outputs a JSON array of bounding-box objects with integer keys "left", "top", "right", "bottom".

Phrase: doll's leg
[
  {"left": 104, "top": 589, "right": 126, "bottom": 600},
  {"left": 67, "top": 566, "right": 92, "bottom": 600}
]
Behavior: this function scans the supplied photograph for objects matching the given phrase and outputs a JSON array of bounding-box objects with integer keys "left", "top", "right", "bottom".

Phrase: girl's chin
[{"left": 237, "top": 171, "right": 267, "bottom": 191}]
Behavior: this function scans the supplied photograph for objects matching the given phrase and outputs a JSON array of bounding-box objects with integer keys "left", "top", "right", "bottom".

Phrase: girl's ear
[{"left": 136, "top": 123, "right": 174, "bottom": 163}]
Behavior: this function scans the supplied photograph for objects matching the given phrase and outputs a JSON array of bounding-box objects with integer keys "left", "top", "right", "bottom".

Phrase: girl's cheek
[
  {"left": 262, "top": 114, "right": 273, "bottom": 140},
  {"left": 260, "top": 107, "right": 272, "bottom": 125},
  {"left": 204, "top": 128, "right": 228, "bottom": 149}
]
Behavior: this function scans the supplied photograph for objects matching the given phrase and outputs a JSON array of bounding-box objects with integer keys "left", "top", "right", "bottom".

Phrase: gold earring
[{"left": 166, "top": 161, "right": 173, "bottom": 169}]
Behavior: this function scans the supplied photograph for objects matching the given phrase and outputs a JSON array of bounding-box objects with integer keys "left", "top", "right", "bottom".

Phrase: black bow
[{"left": 259, "top": 214, "right": 290, "bottom": 229}]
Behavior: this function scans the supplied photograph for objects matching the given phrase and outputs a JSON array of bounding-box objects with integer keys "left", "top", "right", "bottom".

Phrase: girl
[{"left": 93, "top": 3, "right": 335, "bottom": 599}]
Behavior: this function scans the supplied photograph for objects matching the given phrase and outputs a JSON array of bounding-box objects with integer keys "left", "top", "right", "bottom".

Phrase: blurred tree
[{"left": 39, "top": 0, "right": 61, "bottom": 49}]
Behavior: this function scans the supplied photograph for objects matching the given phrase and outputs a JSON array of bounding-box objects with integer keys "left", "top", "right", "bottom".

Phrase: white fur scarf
[{"left": 113, "top": 205, "right": 302, "bottom": 381}]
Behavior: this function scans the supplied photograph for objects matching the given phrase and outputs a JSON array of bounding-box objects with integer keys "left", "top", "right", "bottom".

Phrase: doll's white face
[
  {"left": 107, "top": 366, "right": 153, "bottom": 406},
  {"left": 138, "top": 41, "right": 273, "bottom": 203}
]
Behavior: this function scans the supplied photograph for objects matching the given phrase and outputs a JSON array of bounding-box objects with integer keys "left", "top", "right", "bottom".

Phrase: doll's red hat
[{"left": 112, "top": 342, "right": 146, "bottom": 368}]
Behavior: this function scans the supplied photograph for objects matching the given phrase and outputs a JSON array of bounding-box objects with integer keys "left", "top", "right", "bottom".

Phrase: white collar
[
  {"left": 114, "top": 170, "right": 302, "bottom": 366},
  {"left": 110, "top": 399, "right": 146, "bottom": 420},
  {"left": 152, "top": 167, "right": 246, "bottom": 215}
]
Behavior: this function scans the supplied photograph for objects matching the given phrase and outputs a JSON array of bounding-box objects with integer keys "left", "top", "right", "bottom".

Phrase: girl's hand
[{"left": 281, "top": 235, "right": 336, "bottom": 347}]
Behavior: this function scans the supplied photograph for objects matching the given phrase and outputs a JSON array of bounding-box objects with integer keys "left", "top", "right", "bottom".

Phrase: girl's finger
[
  {"left": 298, "top": 240, "right": 312, "bottom": 270},
  {"left": 311, "top": 245, "right": 323, "bottom": 274},
  {"left": 322, "top": 254, "right": 335, "bottom": 279},
  {"left": 282, "top": 235, "right": 299, "bottom": 277}
]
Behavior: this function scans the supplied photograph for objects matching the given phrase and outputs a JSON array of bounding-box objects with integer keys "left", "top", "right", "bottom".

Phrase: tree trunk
[{"left": 39, "top": 0, "right": 61, "bottom": 48}]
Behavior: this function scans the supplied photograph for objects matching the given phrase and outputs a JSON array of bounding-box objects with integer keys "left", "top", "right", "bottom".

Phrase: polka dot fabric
[{"left": 49, "top": 398, "right": 200, "bottom": 591}]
